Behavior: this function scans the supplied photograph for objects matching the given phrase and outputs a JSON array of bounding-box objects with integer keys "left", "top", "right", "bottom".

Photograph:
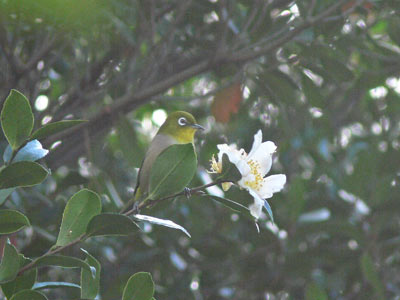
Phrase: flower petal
[
  {"left": 248, "top": 188, "right": 264, "bottom": 219},
  {"left": 247, "top": 130, "right": 262, "bottom": 158},
  {"left": 217, "top": 144, "right": 241, "bottom": 164},
  {"left": 249, "top": 141, "right": 277, "bottom": 177},
  {"left": 259, "top": 174, "right": 286, "bottom": 198}
]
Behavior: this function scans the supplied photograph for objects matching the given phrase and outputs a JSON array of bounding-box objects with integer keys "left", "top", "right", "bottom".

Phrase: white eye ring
[{"left": 178, "top": 117, "right": 187, "bottom": 126}]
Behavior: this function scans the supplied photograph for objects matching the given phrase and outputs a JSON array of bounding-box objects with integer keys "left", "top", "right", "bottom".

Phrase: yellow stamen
[
  {"left": 243, "top": 159, "right": 263, "bottom": 191},
  {"left": 208, "top": 154, "right": 222, "bottom": 173}
]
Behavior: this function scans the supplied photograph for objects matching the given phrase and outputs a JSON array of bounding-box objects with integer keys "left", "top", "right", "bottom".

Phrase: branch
[{"left": 17, "top": 179, "right": 228, "bottom": 275}]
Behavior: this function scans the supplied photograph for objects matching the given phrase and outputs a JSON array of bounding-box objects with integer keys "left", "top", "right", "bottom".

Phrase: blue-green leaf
[
  {"left": 3, "top": 140, "right": 49, "bottom": 163},
  {"left": 263, "top": 200, "right": 274, "bottom": 223}
]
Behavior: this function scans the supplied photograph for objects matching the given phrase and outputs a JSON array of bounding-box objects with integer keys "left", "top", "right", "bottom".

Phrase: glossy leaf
[
  {"left": 10, "top": 289, "right": 48, "bottom": 300},
  {"left": 133, "top": 214, "right": 191, "bottom": 238},
  {"left": 86, "top": 213, "right": 139, "bottom": 237},
  {"left": 56, "top": 189, "right": 101, "bottom": 246},
  {"left": 122, "top": 272, "right": 155, "bottom": 300},
  {"left": 149, "top": 143, "right": 197, "bottom": 200},
  {"left": 33, "top": 255, "right": 96, "bottom": 277},
  {"left": 0, "top": 210, "right": 30, "bottom": 234},
  {"left": 3, "top": 140, "right": 49, "bottom": 163},
  {"left": 30, "top": 120, "right": 86, "bottom": 140},
  {"left": 0, "top": 243, "right": 20, "bottom": 284},
  {"left": 0, "top": 161, "right": 48, "bottom": 189},
  {"left": 0, "top": 90, "right": 34, "bottom": 150},
  {"left": 80, "top": 249, "right": 100, "bottom": 299}
]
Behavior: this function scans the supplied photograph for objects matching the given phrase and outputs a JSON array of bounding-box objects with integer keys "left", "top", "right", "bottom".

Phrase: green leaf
[
  {"left": 1, "top": 90, "right": 34, "bottom": 150},
  {"left": 1, "top": 256, "right": 37, "bottom": 299},
  {"left": 30, "top": 120, "right": 87, "bottom": 140},
  {"left": 80, "top": 249, "right": 100, "bottom": 299},
  {"left": 0, "top": 243, "right": 20, "bottom": 284},
  {"left": 0, "top": 161, "right": 49, "bottom": 189},
  {"left": 56, "top": 189, "right": 101, "bottom": 246},
  {"left": 0, "top": 188, "right": 14, "bottom": 206},
  {"left": 3, "top": 140, "right": 48, "bottom": 163},
  {"left": 10, "top": 289, "right": 48, "bottom": 300},
  {"left": 133, "top": 214, "right": 191, "bottom": 238},
  {"left": 305, "top": 282, "right": 328, "bottom": 300},
  {"left": 216, "top": 153, "right": 242, "bottom": 182},
  {"left": 0, "top": 210, "right": 30, "bottom": 234},
  {"left": 360, "top": 253, "right": 385, "bottom": 300},
  {"left": 206, "top": 195, "right": 253, "bottom": 218},
  {"left": 33, "top": 255, "right": 95, "bottom": 277},
  {"left": 86, "top": 213, "right": 139, "bottom": 237},
  {"left": 33, "top": 281, "right": 80, "bottom": 290},
  {"left": 122, "top": 272, "right": 155, "bottom": 300},
  {"left": 149, "top": 143, "right": 197, "bottom": 200}
]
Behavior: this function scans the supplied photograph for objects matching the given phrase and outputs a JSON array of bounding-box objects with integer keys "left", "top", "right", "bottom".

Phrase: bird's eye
[{"left": 178, "top": 117, "right": 187, "bottom": 126}]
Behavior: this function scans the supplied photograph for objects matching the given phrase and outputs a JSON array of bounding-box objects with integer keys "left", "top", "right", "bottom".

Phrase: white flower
[{"left": 213, "top": 130, "right": 286, "bottom": 219}]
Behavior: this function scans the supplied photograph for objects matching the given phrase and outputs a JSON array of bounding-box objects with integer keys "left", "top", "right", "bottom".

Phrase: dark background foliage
[{"left": 1, "top": 0, "right": 400, "bottom": 299}]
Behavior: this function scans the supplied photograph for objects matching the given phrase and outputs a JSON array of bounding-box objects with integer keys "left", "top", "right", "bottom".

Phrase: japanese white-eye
[{"left": 134, "top": 111, "right": 204, "bottom": 200}]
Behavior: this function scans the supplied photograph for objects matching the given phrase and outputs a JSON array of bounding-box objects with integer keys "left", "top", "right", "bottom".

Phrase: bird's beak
[{"left": 190, "top": 123, "right": 205, "bottom": 131}]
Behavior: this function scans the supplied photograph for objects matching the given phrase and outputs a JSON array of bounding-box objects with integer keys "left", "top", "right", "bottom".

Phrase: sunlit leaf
[
  {"left": 133, "top": 214, "right": 191, "bottom": 238},
  {"left": 32, "top": 281, "right": 80, "bottom": 290},
  {"left": 3, "top": 140, "right": 49, "bottom": 163}
]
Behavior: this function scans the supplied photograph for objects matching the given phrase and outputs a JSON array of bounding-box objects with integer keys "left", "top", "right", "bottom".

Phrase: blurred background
[{"left": 1, "top": 0, "right": 400, "bottom": 299}]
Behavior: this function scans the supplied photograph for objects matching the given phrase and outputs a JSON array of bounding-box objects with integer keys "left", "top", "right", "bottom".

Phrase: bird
[{"left": 132, "top": 111, "right": 204, "bottom": 206}]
